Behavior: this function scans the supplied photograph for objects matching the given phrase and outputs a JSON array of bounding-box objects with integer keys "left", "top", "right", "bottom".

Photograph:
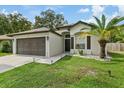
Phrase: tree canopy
[
  {"left": 0, "top": 12, "right": 32, "bottom": 35},
  {"left": 34, "top": 9, "right": 68, "bottom": 30},
  {"left": 8, "top": 13, "right": 32, "bottom": 33},
  {"left": 0, "top": 9, "right": 67, "bottom": 35},
  {"left": 0, "top": 13, "right": 12, "bottom": 35}
]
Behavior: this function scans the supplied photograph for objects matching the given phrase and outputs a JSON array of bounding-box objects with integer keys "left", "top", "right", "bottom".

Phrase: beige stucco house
[{"left": 0, "top": 21, "right": 101, "bottom": 57}]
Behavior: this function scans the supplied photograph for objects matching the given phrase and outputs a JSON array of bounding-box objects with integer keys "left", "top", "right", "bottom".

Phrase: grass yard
[
  {"left": 0, "top": 52, "right": 11, "bottom": 56},
  {"left": 0, "top": 52, "right": 124, "bottom": 88}
]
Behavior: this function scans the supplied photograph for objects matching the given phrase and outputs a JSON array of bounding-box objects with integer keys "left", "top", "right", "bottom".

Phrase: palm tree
[{"left": 89, "top": 14, "right": 124, "bottom": 58}]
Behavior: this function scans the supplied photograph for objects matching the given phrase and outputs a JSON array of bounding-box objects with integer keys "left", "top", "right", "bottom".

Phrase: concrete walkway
[{"left": 35, "top": 53, "right": 68, "bottom": 64}]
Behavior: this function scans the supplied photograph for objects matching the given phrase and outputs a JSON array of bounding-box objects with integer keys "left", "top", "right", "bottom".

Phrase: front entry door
[{"left": 65, "top": 39, "right": 70, "bottom": 51}]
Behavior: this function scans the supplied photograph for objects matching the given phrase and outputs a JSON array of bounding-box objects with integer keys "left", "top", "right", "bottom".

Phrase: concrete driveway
[
  {"left": 0, "top": 53, "right": 67, "bottom": 73},
  {"left": 0, "top": 55, "right": 33, "bottom": 73}
]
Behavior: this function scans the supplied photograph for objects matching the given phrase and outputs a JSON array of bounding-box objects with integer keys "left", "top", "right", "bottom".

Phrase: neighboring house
[{"left": 0, "top": 21, "right": 100, "bottom": 57}]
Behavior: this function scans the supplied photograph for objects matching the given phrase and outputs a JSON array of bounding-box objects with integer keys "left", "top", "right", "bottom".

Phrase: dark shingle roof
[
  {"left": 7, "top": 27, "right": 61, "bottom": 37},
  {"left": 7, "top": 21, "right": 91, "bottom": 37}
]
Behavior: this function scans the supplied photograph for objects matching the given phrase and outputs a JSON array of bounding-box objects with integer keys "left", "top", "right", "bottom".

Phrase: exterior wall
[
  {"left": 49, "top": 32, "right": 64, "bottom": 57},
  {"left": 70, "top": 23, "right": 91, "bottom": 36},
  {"left": 70, "top": 23, "right": 92, "bottom": 55},
  {"left": 69, "top": 23, "right": 100, "bottom": 55}
]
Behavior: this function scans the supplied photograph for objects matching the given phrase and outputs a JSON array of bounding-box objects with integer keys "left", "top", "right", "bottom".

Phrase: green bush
[
  {"left": 0, "top": 41, "right": 12, "bottom": 53},
  {"left": 79, "top": 50, "right": 83, "bottom": 55}
]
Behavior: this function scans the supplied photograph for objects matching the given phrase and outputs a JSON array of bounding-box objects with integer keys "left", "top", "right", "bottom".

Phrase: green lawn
[
  {"left": 0, "top": 52, "right": 11, "bottom": 56},
  {"left": 0, "top": 52, "right": 124, "bottom": 88}
]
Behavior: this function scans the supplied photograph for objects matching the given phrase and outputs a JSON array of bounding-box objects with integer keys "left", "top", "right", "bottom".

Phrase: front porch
[{"left": 62, "top": 31, "right": 92, "bottom": 55}]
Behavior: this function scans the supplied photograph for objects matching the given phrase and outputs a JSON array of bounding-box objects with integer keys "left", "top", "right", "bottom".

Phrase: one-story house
[{"left": 0, "top": 21, "right": 101, "bottom": 57}]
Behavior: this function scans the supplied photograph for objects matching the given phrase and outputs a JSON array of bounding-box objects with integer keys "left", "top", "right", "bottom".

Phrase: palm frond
[
  {"left": 93, "top": 16, "right": 102, "bottom": 29},
  {"left": 90, "top": 23, "right": 99, "bottom": 29},
  {"left": 101, "top": 14, "right": 106, "bottom": 29},
  {"left": 87, "top": 15, "right": 124, "bottom": 41},
  {"left": 106, "top": 16, "right": 124, "bottom": 29},
  {"left": 107, "top": 24, "right": 124, "bottom": 32}
]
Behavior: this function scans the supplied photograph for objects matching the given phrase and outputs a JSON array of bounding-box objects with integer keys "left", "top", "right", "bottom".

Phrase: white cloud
[
  {"left": 91, "top": 5, "right": 105, "bottom": 17},
  {"left": 83, "top": 6, "right": 112, "bottom": 23},
  {"left": 117, "top": 5, "right": 124, "bottom": 16},
  {"left": 110, "top": 12, "right": 118, "bottom": 18},
  {"left": 78, "top": 8, "right": 89, "bottom": 13},
  {"left": 81, "top": 5, "right": 105, "bottom": 23},
  {"left": 60, "top": 12, "right": 64, "bottom": 14},
  {"left": 83, "top": 11, "right": 118, "bottom": 24}
]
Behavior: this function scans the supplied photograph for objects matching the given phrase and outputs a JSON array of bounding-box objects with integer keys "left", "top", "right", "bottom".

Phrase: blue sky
[{"left": 0, "top": 5, "right": 123, "bottom": 24}]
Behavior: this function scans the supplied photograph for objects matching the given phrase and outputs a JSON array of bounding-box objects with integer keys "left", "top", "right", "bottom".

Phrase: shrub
[
  {"left": 0, "top": 41, "right": 12, "bottom": 53},
  {"left": 79, "top": 50, "right": 83, "bottom": 55}
]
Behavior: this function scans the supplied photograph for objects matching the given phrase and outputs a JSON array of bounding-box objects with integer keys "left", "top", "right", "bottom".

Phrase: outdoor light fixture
[{"left": 47, "top": 36, "right": 49, "bottom": 40}]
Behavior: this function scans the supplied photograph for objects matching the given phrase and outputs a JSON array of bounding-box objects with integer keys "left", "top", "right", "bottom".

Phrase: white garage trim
[
  {"left": 45, "top": 35, "right": 50, "bottom": 57},
  {"left": 13, "top": 38, "right": 16, "bottom": 54}
]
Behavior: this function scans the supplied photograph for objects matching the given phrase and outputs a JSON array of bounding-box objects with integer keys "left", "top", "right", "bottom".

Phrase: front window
[{"left": 75, "top": 36, "right": 85, "bottom": 49}]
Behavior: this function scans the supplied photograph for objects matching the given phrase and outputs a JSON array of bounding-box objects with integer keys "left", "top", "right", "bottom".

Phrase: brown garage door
[{"left": 17, "top": 37, "right": 46, "bottom": 56}]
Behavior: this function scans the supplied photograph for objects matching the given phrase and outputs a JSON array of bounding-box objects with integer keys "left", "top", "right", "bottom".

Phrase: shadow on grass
[
  {"left": 51, "top": 55, "right": 73, "bottom": 65},
  {"left": 111, "top": 58, "right": 124, "bottom": 63},
  {"left": 60, "top": 55, "right": 73, "bottom": 61},
  {"left": 107, "top": 52, "right": 124, "bottom": 63},
  {"left": 109, "top": 52, "right": 124, "bottom": 58}
]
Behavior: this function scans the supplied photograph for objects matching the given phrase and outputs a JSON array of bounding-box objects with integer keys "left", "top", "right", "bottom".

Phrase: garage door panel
[{"left": 17, "top": 37, "right": 46, "bottom": 56}]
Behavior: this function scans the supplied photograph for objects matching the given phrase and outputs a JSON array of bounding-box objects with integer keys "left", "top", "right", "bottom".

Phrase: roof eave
[{"left": 56, "top": 21, "right": 91, "bottom": 30}]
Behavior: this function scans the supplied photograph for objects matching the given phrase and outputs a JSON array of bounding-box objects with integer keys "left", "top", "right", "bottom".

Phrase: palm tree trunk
[{"left": 98, "top": 40, "right": 107, "bottom": 58}]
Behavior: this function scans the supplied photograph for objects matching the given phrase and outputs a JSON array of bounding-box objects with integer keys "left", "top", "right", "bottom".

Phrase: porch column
[
  {"left": 85, "top": 36, "right": 87, "bottom": 50},
  {"left": 13, "top": 38, "right": 16, "bottom": 54},
  {"left": 45, "top": 36, "right": 50, "bottom": 57},
  {"left": 74, "top": 36, "right": 76, "bottom": 50}
]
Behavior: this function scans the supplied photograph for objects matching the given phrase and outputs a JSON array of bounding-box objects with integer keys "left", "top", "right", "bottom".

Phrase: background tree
[
  {"left": 34, "top": 16, "right": 43, "bottom": 28},
  {"left": 110, "top": 31, "right": 124, "bottom": 43},
  {"left": 0, "top": 13, "right": 12, "bottom": 35},
  {"left": 89, "top": 15, "right": 124, "bottom": 58},
  {"left": 8, "top": 13, "right": 32, "bottom": 33},
  {"left": 34, "top": 9, "right": 68, "bottom": 30},
  {"left": 0, "top": 12, "right": 32, "bottom": 35}
]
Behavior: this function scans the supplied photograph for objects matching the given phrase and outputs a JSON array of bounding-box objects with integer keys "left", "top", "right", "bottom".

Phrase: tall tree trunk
[{"left": 98, "top": 40, "right": 107, "bottom": 58}]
